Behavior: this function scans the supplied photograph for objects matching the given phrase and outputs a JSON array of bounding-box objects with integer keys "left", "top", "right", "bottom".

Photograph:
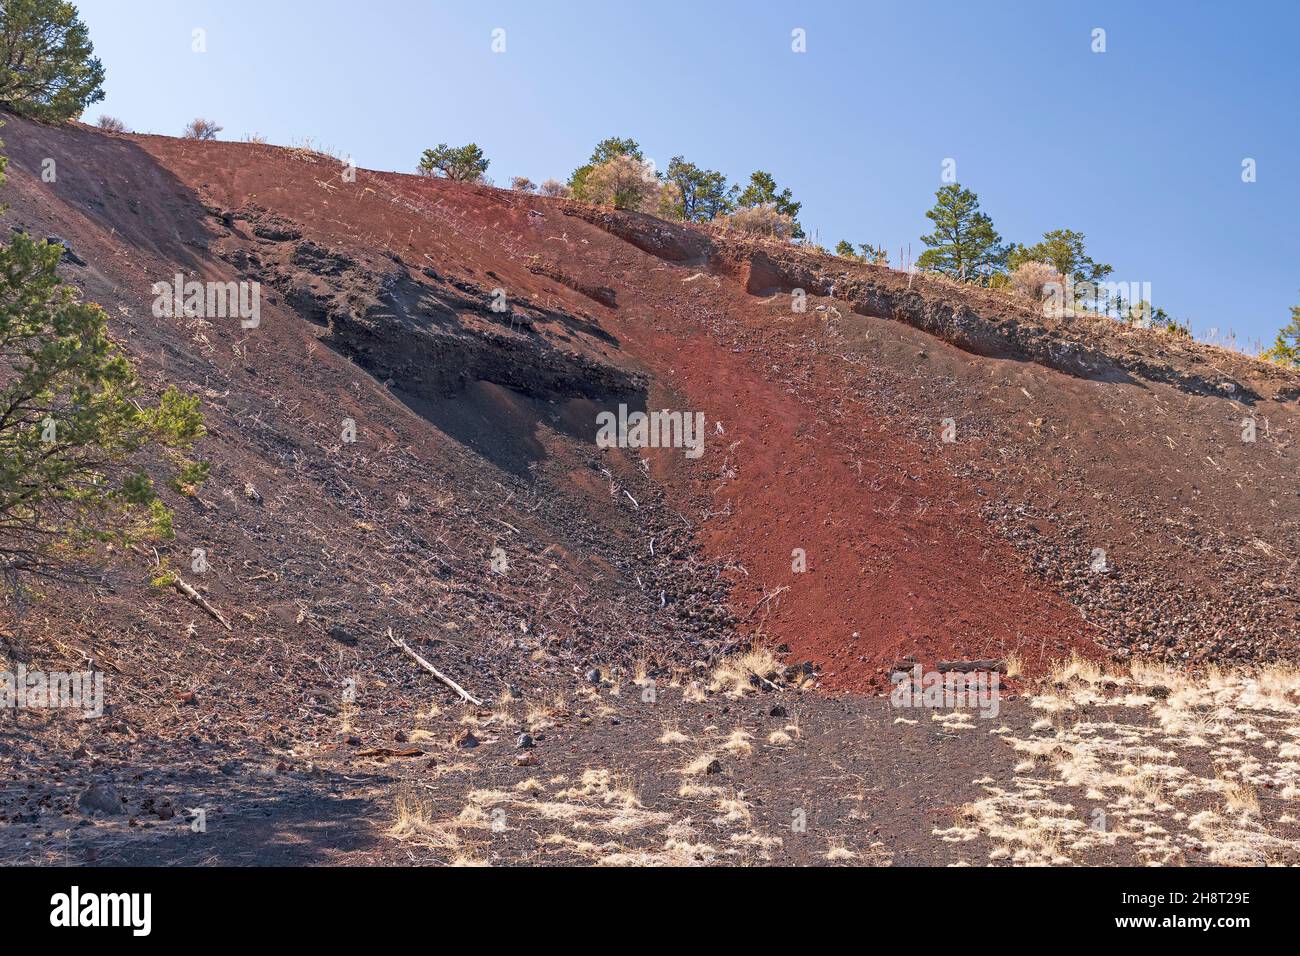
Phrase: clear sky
[{"left": 74, "top": 0, "right": 1299, "bottom": 349}]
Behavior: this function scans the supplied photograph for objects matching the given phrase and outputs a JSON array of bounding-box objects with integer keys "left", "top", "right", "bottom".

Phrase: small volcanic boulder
[{"left": 77, "top": 783, "right": 124, "bottom": 816}]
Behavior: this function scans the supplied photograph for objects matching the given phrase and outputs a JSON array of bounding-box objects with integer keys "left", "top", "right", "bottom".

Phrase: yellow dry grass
[{"left": 707, "top": 646, "right": 783, "bottom": 698}]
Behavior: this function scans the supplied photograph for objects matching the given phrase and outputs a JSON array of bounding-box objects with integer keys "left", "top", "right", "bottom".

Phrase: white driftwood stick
[
  {"left": 171, "top": 575, "right": 232, "bottom": 631},
  {"left": 387, "top": 629, "right": 483, "bottom": 707}
]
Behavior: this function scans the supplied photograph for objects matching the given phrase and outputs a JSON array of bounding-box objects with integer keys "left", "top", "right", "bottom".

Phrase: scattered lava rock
[{"left": 77, "top": 783, "right": 124, "bottom": 816}]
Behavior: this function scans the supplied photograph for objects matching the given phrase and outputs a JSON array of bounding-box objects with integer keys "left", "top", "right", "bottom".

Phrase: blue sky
[{"left": 75, "top": 0, "right": 1299, "bottom": 348}]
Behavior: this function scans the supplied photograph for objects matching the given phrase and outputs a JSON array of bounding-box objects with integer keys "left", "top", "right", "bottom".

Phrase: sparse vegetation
[
  {"left": 94, "top": 114, "right": 126, "bottom": 133},
  {"left": 825, "top": 842, "right": 857, "bottom": 861},
  {"left": 721, "top": 727, "right": 753, "bottom": 755},
  {"left": 1003, "top": 651, "right": 1023, "bottom": 680},
  {"left": 1217, "top": 772, "right": 1261, "bottom": 817},
  {"left": 948, "top": 657, "right": 1300, "bottom": 865},
  {"left": 510, "top": 175, "right": 536, "bottom": 193},
  {"left": 835, "top": 240, "right": 888, "bottom": 265},
  {"left": 658, "top": 723, "right": 690, "bottom": 745}
]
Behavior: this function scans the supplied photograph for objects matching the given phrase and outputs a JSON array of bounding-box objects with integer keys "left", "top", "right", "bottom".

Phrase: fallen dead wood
[
  {"left": 355, "top": 747, "right": 424, "bottom": 759},
  {"left": 936, "top": 659, "right": 1004, "bottom": 673},
  {"left": 744, "top": 584, "right": 790, "bottom": 621},
  {"left": 170, "top": 574, "right": 232, "bottom": 631},
  {"left": 387, "top": 628, "right": 483, "bottom": 707}
]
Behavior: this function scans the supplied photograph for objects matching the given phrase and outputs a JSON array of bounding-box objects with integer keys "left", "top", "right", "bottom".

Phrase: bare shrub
[
  {"left": 183, "top": 118, "right": 223, "bottom": 141},
  {"left": 1009, "top": 261, "right": 1063, "bottom": 302},
  {"left": 582, "top": 154, "right": 663, "bottom": 212},
  {"left": 510, "top": 176, "right": 537, "bottom": 193},
  {"left": 539, "top": 178, "right": 570, "bottom": 199},
  {"left": 713, "top": 203, "right": 798, "bottom": 240},
  {"left": 95, "top": 115, "right": 127, "bottom": 133}
]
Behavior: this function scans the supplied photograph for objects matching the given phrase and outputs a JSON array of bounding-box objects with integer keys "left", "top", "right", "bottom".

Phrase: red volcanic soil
[{"left": 110, "top": 132, "right": 1101, "bottom": 688}]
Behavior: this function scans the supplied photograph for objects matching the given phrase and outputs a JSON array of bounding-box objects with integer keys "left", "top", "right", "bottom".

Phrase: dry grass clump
[
  {"left": 490, "top": 688, "right": 516, "bottom": 724},
  {"left": 681, "top": 752, "right": 719, "bottom": 776},
  {"left": 1256, "top": 663, "right": 1300, "bottom": 705},
  {"left": 1003, "top": 651, "right": 1023, "bottom": 679},
  {"left": 1050, "top": 652, "right": 1103, "bottom": 686},
  {"left": 721, "top": 727, "right": 753, "bottom": 755},
  {"left": 658, "top": 723, "right": 691, "bottom": 745},
  {"left": 386, "top": 789, "right": 481, "bottom": 851},
  {"left": 713, "top": 793, "right": 752, "bottom": 826},
  {"left": 525, "top": 700, "right": 556, "bottom": 732},
  {"left": 678, "top": 782, "right": 724, "bottom": 798},
  {"left": 825, "top": 841, "right": 857, "bottom": 862},
  {"left": 387, "top": 791, "right": 442, "bottom": 842},
  {"left": 554, "top": 769, "right": 642, "bottom": 811},
  {"left": 708, "top": 646, "right": 783, "bottom": 698},
  {"left": 1217, "top": 772, "right": 1261, "bottom": 816}
]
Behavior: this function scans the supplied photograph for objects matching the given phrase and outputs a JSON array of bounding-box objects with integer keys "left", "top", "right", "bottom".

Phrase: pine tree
[
  {"left": 664, "top": 156, "right": 736, "bottom": 222},
  {"left": 418, "top": 143, "right": 489, "bottom": 182},
  {"left": 0, "top": 141, "right": 206, "bottom": 585},
  {"left": 1262, "top": 304, "right": 1300, "bottom": 368},
  {"left": 0, "top": 0, "right": 105, "bottom": 122},
  {"left": 917, "top": 184, "right": 1007, "bottom": 283}
]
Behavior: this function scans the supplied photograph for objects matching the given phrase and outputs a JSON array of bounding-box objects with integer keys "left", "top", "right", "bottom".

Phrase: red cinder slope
[{"left": 112, "top": 132, "right": 1100, "bottom": 688}]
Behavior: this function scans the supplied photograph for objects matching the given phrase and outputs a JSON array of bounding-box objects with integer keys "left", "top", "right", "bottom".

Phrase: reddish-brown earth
[{"left": 0, "top": 112, "right": 1297, "bottom": 865}]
